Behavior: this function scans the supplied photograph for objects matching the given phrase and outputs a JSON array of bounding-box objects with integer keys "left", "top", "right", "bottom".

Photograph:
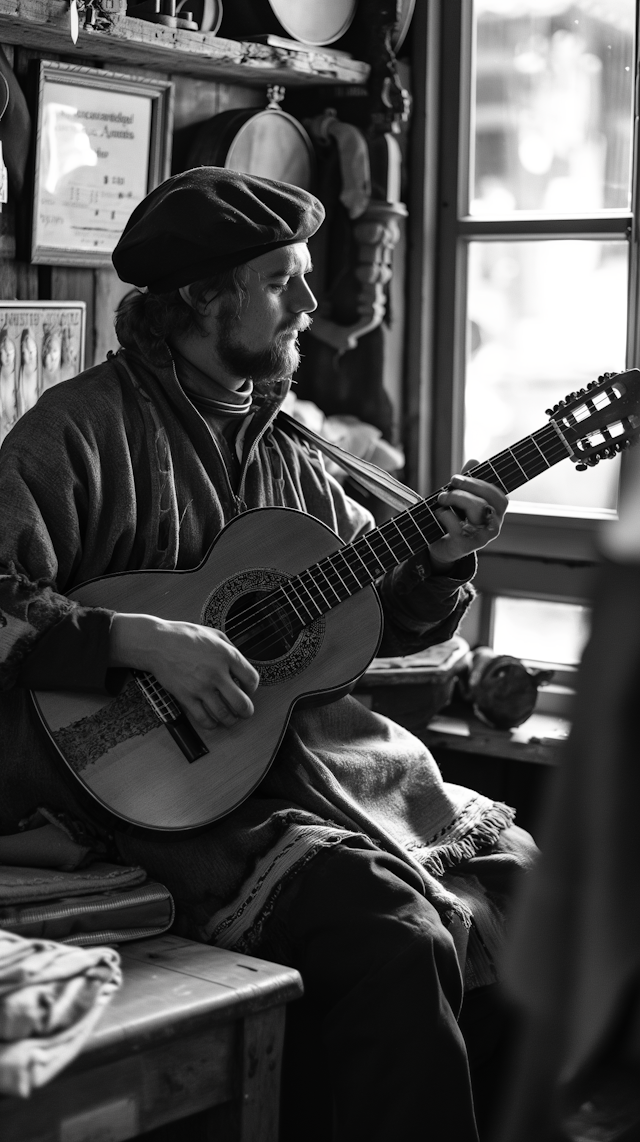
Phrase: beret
[{"left": 112, "top": 166, "right": 325, "bottom": 293}]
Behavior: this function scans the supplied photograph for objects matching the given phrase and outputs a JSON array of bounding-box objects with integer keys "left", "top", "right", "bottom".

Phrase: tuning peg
[{"left": 575, "top": 462, "right": 588, "bottom": 471}]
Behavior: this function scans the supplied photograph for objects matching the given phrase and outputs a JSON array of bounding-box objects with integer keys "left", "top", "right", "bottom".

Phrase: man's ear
[{"left": 179, "top": 284, "right": 220, "bottom": 316}]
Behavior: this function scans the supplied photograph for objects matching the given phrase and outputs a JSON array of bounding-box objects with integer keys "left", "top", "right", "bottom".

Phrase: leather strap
[{"left": 277, "top": 410, "right": 422, "bottom": 512}]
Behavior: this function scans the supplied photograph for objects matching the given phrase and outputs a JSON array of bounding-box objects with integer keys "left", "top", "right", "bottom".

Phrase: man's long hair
[{"left": 114, "top": 267, "right": 247, "bottom": 364}]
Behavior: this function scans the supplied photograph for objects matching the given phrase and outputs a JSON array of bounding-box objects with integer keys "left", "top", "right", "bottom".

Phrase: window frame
[{"left": 405, "top": 0, "right": 640, "bottom": 638}]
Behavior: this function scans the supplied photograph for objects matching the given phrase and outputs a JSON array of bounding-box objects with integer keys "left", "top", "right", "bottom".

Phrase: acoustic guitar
[{"left": 33, "top": 370, "right": 640, "bottom": 835}]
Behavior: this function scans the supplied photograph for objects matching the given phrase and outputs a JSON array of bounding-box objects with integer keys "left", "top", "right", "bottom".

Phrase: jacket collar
[{"left": 116, "top": 341, "right": 290, "bottom": 494}]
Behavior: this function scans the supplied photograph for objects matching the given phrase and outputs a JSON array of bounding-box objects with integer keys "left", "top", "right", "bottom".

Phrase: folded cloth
[
  {"left": 0, "top": 862, "right": 147, "bottom": 903},
  {"left": 0, "top": 929, "right": 121, "bottom": 1097},
  {"left": 0, "top": 864, "right": 175, "bottom": 946}
]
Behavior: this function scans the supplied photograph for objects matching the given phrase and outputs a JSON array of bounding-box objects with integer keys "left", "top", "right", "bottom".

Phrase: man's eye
[{"left": 270, "top": 281, "right": 288, "bottom": 293}]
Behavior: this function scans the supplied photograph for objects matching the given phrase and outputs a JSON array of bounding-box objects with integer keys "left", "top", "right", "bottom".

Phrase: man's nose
[{"left": 290, "top": 277, "right": 318, "bottom": 314}]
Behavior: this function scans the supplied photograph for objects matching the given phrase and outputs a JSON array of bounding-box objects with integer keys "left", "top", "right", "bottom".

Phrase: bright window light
[{"left": 492, "top": 596, "right": 590, "bottom": 665}]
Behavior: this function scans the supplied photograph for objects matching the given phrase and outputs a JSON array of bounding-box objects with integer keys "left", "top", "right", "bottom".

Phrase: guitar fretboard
[{"left": 245, "top": 422, "right": 569, "bottom": 632}]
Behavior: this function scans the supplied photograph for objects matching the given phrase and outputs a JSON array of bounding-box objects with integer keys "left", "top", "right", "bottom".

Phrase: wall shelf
[{"left": 0, "top": 2, "right": 370, "bottom": 86}]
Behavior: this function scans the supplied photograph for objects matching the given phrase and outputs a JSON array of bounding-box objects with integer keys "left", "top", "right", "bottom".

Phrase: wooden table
[{"left": 2, "top": 933, "right": 304, "bottom": 1142}]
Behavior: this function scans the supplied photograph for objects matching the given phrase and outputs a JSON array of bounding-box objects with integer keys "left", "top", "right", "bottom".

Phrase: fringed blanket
[{"left": 200, "top": 698, "right": 519, "bottom": 987}]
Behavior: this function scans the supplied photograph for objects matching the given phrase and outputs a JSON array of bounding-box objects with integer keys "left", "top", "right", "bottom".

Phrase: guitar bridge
[{"left": 133, "top": 671, "right": 208, "bottom": 763}]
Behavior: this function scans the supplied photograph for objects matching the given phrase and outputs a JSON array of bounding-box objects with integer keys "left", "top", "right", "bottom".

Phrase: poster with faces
[{"left": 0, "top": 302, "right": 85, "bottom": 444}]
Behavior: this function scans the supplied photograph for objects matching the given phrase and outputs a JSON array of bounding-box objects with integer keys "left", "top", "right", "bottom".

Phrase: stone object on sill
[{"left": 458, "top": 645, "right": 555, "bottom": 730}]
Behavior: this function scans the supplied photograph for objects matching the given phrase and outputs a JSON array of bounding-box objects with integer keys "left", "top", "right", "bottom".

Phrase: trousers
[{"left": 251, "top": 836, "right": 521, "bottom": 1142}]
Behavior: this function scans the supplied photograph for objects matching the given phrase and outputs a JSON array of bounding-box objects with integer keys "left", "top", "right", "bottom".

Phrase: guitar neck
[{"left": 279, "top": 421, "right": 570, "bottom": 625}]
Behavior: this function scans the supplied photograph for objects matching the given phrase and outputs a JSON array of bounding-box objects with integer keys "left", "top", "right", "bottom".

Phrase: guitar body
[{"left": 33, "top": 508, "right": 383, "bottom": 835}]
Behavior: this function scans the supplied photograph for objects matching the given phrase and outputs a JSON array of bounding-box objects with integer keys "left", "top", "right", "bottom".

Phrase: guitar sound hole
[
  {"left": 201, "top": 567, "right": 325, "bottom": 686},
  {"left": 226, "top": 590, "right": 301, "bottom": 662}
]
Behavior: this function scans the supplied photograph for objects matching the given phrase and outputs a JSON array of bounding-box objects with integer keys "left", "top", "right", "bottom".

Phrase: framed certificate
[{"left": 30, "top": 61, "right": 173, "bottom": 267}]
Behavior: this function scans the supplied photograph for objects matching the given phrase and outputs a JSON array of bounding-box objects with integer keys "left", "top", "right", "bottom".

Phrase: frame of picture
[
  {"left": 29, "top": 60, "right": 173, "bottom": 268},
  {"left": 0, "top": 301, "right": 86, "bottom": 443}
]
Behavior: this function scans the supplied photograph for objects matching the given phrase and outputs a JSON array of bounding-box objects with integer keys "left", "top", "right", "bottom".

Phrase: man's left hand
[{"left": 428, "top": 460, "right": 507, "bottom": 571}]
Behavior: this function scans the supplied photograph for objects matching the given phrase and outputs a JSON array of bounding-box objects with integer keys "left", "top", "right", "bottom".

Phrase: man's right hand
[{"left": 109, "top": 613, "right": 260, "bottom": 732}]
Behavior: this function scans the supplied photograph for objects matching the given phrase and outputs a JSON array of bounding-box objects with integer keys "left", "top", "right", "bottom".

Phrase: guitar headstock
[{"left": 546, "top": 369, "right": 640, "bottom": 470}]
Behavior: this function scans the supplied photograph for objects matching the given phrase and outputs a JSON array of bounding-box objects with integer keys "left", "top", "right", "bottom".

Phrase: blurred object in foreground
[
  {"left": 496, "top": 444, "right": 640, "bottom": 1142},
  {"left": 0, "top": 929, "right": 121, "bottom": 1098}
]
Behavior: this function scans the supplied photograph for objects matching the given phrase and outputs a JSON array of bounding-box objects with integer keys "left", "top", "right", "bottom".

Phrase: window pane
[
  {"left": 493, "top": 596, "right": 590, "bottom": 665},
  {"left": 471, "top": 1, "right": 635, "bottom": 215},
  {"left": 464, "top": 238, "right": 627, "bottom": 511}
]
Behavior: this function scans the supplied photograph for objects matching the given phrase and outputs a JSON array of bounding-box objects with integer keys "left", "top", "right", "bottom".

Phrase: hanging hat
[
  {"left": 112, "top": 166, "right": 325, "bottom": 293},
  {"left": 0, "top": 47, "right": 31, "bottom": 197}
]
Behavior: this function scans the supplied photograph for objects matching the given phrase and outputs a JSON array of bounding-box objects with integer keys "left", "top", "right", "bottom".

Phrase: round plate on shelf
[
  {"left": 187, "top": 106, "right": 316, "bottom": 192},
  {"left": 219, "top": 0, "right": 357, "bottom": 47}
]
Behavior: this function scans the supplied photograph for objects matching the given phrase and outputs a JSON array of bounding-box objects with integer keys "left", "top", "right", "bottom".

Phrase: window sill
[
  {"left": 489, "top": 506, "right": 616, "bottom": 562},
  {"left": 420, "top": 707, "right": 570, "bottom": 767}
]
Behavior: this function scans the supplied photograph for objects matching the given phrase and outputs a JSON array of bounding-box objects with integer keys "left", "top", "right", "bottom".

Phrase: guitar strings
[
  {"left": 222, "top": 428, "right": 570, "bottom": 653},
  {"left": 220, "top": 427, "right": 570, "bottom": 659}
]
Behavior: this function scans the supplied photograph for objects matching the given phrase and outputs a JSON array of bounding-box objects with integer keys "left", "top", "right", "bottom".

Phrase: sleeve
[
  {"left": 0, "top": 413, "right": 118, "bottom": 695},
  {"left": 377, "top": 549, "right": 477, "bottom": 657}
]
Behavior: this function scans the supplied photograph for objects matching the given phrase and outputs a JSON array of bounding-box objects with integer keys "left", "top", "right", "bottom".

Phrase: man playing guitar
[{"left": 0, "top": 168, "right": 535, "bottom": 1142}]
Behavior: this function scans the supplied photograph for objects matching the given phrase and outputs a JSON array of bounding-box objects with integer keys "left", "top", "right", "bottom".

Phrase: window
[{"left": 405, "top": 0, "right": 638, "bottom": 673}]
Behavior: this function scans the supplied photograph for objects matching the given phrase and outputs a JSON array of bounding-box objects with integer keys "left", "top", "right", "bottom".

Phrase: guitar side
[{"left": 33, "top": 508, "right": 383, "bottom": 834}]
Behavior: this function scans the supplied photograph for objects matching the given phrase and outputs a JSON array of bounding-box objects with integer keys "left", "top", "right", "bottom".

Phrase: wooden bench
[{"left": 2, "top": 933, "right": 304, "bottom": 1142}]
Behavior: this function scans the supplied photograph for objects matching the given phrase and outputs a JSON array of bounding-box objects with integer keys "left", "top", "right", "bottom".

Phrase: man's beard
[{"left": 215, "top": 301, "right": 311, "bottom": 388}]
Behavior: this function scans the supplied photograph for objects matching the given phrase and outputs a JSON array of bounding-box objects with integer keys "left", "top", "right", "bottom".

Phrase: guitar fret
[
  {"left": 530, "top": 437, "right": 551, "bottom": 466},
  {"left": 314, "top": 563, "right": 343, "bottom": 604},
  {"left": 369, "top": 529, "right": 403, "bottom": 568},
  {"left": 282, "top": 581, "right": 312, "bottom": 624},
  {"left": 403, "top": 511, "right": 430, "bottom": 547},
  {"left": 386, "top": 517, "right": 416, "bottom": 558},
  {"left": 507, "top": 449, "right": 529, "bottom": 481},
  {"left": 516, "top": 435, "right": 551, "bottom": 472},
  {"left": 297, "top": 569, "right": 328, "bottom": 613},
  {"left": 328, "top": 553, "right": 359, "bottom": 594},
  {"left": 359, "top": 534, "right": 388, "bottom": 576},
  {"left": 374, "top": 529, "right": 403, "bottom": 565},
  {"left": 485, "top": 459, "right": 509, "bottom": 492},
  {"left": 413, "top": 500, "right": 446, "bottom": 543},
  {"left": 343, "top": 544, "right": 373, "bottom": 585}
]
